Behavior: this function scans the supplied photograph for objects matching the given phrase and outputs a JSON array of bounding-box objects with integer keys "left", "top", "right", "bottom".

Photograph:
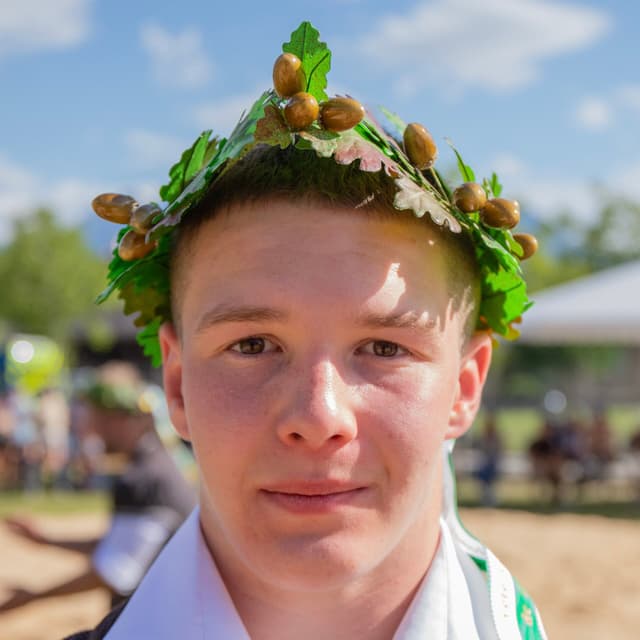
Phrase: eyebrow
[
  {"left": 356, "top": 310, "right": 438, "bottom": 332},
  {"left": 194, "top": 305, "right": 437, "bottom": 335},
  {"left": 195, "top": 305, "right": 288, "bottom": 334}
]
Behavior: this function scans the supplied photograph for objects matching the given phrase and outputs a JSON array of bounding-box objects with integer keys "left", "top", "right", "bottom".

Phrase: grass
[{"left": 456, "top": 477, "right": 640, "bottom": 520}]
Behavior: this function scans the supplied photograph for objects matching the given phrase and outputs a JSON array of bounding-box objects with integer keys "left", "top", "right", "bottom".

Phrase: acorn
[
  {"left": 273, "top": 53, "right": 306, "bottom": 98},
  {"left": 453, "top": 182, "right": 487, "bottom": 213},
  {"left": 479, "top": 198, "right": 520, "bottom": 229},
  {"left": 118, "top": 229, "right": 157, "bottom": 261},
  {"left": 283, "top": 92, "right": 319, "bottom": 130},
  {"left": 513, "top": 233, "right": 538, "bottom": 260},
  {"left": 129, "top": 203, "right": 162, "bottom": 235},
  {"left": 320, "top": 97, "right": 365, "bottom": 132},
  {"left": 92, "top": 193, "right": 138, "bottom": 224},
  {"left": 403, "top": 123, "right": 438, "bottom": 170}
]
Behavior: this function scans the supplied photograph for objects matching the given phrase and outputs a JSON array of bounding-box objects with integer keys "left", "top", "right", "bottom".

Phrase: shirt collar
[
  {"left": 107, "top": 508, "right": 251, "bottom": 639},
  {"left": 393, "top": 518, "right": 482, "bottom": 640},
  {"left": 107, "top": 510, "right": 485, "bottom": 640}
]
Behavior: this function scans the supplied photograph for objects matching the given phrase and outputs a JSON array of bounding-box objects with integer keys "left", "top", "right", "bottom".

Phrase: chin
[{"left": 246, "top": 532, "right": 378, "bottom": 592}]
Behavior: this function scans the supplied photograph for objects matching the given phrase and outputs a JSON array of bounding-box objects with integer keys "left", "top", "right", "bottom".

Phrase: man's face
[{"left": 161, "top": 200, "right": 490, "bottom": 594}]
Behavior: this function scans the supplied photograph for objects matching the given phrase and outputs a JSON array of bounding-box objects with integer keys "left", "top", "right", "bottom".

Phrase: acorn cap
[
  {"left": 479, "top": 198, "right": 520, "bottom": 229},
  {"left": 92, "top": 194, "right": 137, "bottom": 225},
  {"left": 283, "top": 92, "right": 319, "bottom": 131},
  {"left": 118, "top": 229, "right": 157, "bottom": 261},
  {"left": 320, "top": 97, "right": 365, "bottom": 132},
  {"left": 453, "top": 182, "right": 487, "bottom": 213},
  {"left": 130, "top": 203, "right": 162, "bottom": 235},
  {"left": 273, "top": 53, "right": 306, "bottom": 98},
  {"left": 513, "top": 233, "right": 538, "bottom": 260},
  {"left": 403, "top": 123, "right": 438, "bottom": 170}
]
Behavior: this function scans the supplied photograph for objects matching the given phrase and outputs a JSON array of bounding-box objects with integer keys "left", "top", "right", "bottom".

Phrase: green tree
[{"left": 0, "top": 209, "right": 109, "bottom": 343}]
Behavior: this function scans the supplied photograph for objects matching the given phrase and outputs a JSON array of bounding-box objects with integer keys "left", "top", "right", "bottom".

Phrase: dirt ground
[{"left": 0, "top": 509, "right": 638, "bottom": 639}]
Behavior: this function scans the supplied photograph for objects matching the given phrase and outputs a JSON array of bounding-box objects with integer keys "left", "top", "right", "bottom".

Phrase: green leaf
[
  {"left": 159, "top": 130, "right": 215, "bottom": 204},
  {"left": 282, "top": 22, "right": 331, "bottom": 102},
  {"left": 136, "top": 318, "right": 164, "bottom": 367},
  {"left": 446, "top": 139, "right": 476, "bottom": 183},
  {"left": 490, "top": 172, "right": 503, "bottom": 197},
  {"left": 154, "top": 91, "right": 273, "bottom": 233}
]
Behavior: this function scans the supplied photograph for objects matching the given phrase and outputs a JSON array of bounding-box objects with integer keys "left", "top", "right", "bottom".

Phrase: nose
[{"left": 275, "top": 357, "right": 357, "bottom": 450}]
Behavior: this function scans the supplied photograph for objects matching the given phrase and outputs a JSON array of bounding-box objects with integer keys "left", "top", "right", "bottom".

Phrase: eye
[
  {"left": 360, "top": 340, "right": 406, "bottom": 357},
  {"left": 229, "top": 336, "right": 278, "bottom": 355}
]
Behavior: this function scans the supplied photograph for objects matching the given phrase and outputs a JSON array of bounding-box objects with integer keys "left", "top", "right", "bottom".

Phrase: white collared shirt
[{"left": 106, "top": 508, "right": 499, "bottom": 640}]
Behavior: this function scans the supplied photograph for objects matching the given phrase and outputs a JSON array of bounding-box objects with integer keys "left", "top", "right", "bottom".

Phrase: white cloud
[
  {"left": 124, "top": 129, "right": 186, "bottom": 171},
  {"left": 192, "top": 92, "right": 258, "bottom": 134},
  {"left": 140, "top": 23, "right": 212, "bottom": 90},
  {"left": 487, "top": 152, "right": 640, "bottom": 223},
  {"left": 356, "top": 0, "right": 611, "bottom": 95},
  {"left": 0, "top": 0, "right": 91, "bottom": 60},
  {"left": 0, "top": 155, "right": 103, "bottom": 243},
  {"left": 0, "top": 154, "right": 161, "bottom": 245},
  {"left": 572, "top": 84, "right": 640, "bottom": 131},
  {"left": 47, "top": 179, "right": 104, "bottom": 226},
  {"left": 491, "top": 152, "right": 528, "bottom": 179},
  {"left": 574, "top": 97, "right": 612, "bottom": 131}
]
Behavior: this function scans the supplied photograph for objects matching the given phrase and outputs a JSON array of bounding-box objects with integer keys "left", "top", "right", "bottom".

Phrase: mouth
[{"left": 259, "top": 482, "right": 368, "bottom": 514}]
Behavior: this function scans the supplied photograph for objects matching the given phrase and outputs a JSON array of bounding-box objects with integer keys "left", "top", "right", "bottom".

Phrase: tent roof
[{"left": 519, "top": 260, "right": 640, "bottom": 344}]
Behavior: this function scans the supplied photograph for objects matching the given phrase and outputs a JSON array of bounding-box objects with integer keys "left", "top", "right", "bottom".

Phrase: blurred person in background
[
  {"left": 628, "top": 424, "right": 640, "bottom": 501},
  {"left": 0, "top": 390, "right": 21, "bottom": 489},
  {"left": 528, "top": 418, "right": 565, "bottom": 504},
  {"left": 0, "top": 361, "right": 196, "bottom": 614},
  {"left": 12, "top": 389, "right": 46, "bottom": 492},
  {"left": 473, "top": 412, "right": 503, "bottom": 506},
  {"left": 529, "top": 414, "right": 592, "bottom": 504},
  {"left": 584, "top": 410, "right": 615, "bottom": 481},
  {"left": 36, "top": 387, "right": 71, "bottom": 489}
]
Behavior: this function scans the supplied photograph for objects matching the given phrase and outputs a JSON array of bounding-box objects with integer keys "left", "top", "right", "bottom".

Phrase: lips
[
  {"left": 259, "top": 480, "right": 368, "bottom": 514},
  {"left": 261, "top": 480, "right": 364, "bottom": 496}
]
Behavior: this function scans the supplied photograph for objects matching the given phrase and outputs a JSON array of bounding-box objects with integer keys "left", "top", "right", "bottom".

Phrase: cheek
[
  {"left": 183, "top": 358, "right": 268, "bottom": 430},
  {"left": 364, "top": 366, "right": 457, "bottom": 468}
]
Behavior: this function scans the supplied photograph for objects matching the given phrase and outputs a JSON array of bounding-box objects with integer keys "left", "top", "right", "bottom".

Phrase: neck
[{"left": 200, "top": 481, "right": 443, "bottom": 640}]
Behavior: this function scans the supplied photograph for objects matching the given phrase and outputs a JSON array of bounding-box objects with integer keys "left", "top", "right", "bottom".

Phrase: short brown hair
[{"left": 170, "top": 144, "right": 480, "bottom": 340}]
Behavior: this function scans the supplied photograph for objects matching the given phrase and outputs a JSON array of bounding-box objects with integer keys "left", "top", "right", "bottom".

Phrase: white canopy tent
[{"left": 519, "top": 260, "right": 640, "bottom": 344}]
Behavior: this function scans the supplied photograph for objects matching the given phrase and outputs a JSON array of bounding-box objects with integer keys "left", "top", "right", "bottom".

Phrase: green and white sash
[{"left": 442, "top": 443, "right": 548, "bottom": 640}]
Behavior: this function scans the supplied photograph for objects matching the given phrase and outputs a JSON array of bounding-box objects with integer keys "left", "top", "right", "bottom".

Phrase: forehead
[{"left": 176, "top": 199, "right": 462, "bottom": 338}]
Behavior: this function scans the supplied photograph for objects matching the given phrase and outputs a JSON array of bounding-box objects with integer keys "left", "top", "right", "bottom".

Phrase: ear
[
  {"left": 446, "top": 332, "right": 492, "bottom": 440},
  {"left": 159, "top": 322, "right": 190, "bottom": 442}
]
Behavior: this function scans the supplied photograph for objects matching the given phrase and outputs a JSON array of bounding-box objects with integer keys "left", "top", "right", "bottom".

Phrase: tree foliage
[
  {"left": 0, "top": 209, "right": 108, "bottom": 342},
  {"left": 522, "top": 196, "right": 640, "bottom": 293}
]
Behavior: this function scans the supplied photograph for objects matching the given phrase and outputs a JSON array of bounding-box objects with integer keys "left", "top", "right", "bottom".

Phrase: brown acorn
[
  {"left": 130, "top": 203, "right": 162, "bottom": 234},
  {"left": 513, "top": 233, "right": 538, "bottom": 260},
  {"left": 320, "top": 97, "right": 365, "bottom": 132},
  {"left": 118, "top": 229, "right": 157, "bottom": 261},
  {"left": 479, "top": 198, "right": 520, "bottom": 229},
  {"left": 92, "top": 193, "right": 138, "bottom": 224},
  {"left": 283, "top": 92, "right": 319, "bottom": 130},
  {"left": 453, "top": 182, "right": 487, "bottom": 213},
  {"left": 403, "top": 123, "right": 438, "bottom": 170},
  {"left": 273, "top": 53, "right": 306, "bottom": 98}
]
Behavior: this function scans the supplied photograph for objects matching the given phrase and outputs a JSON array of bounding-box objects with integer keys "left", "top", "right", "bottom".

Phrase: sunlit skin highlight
[{"left": 160, "top": 200, "right": 492, "bottom": 640}]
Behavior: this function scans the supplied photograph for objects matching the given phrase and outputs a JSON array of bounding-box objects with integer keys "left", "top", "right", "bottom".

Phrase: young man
[{"left": 77, "top": 22, "right": 546, "bottom": 639}]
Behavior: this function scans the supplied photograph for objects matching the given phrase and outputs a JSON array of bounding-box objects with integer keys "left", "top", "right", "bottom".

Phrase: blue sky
[{"left": 1, "top": 0, "right": 638, "bottom": 251}]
